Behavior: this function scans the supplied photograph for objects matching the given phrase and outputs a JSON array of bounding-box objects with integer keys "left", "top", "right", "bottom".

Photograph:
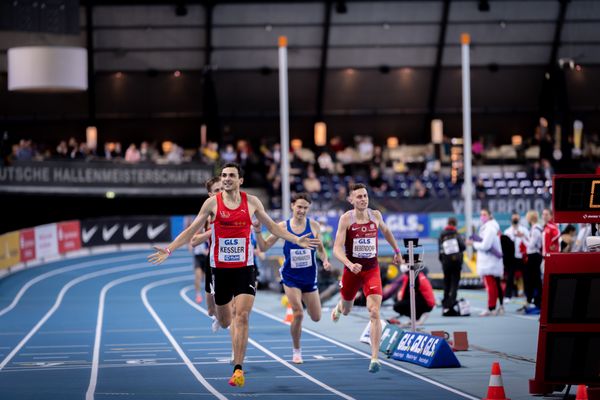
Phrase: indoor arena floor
[{"left": 0, "top": 248, "right": 556, "bottom": 400}]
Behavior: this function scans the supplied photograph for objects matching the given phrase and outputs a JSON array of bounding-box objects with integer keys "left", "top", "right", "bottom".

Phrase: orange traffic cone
[
  {"left": 576, "top": 385, "right": 588, "bottom": 400},
  {"left": 483, "top": 362, "right": 510, "bottom": 400},
  {"left": 284, "top": 305, "right": 294, "bottom": 323}
]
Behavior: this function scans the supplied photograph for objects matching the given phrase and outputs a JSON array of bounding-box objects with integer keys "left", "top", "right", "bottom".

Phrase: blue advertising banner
[
  {"left": 311, "top": 212, "right": 430, "bottom": 239},
  {"left": 391, "top": 331, "right": 460, "bottom": 368}
]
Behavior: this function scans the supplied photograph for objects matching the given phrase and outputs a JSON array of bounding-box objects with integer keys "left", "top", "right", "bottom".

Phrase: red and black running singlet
[
  {"left": 210, "top": 191, "right": 254, "bottom": 268},
  {"left": 344, "top": 209, "right": 379, "bottom": 270}
]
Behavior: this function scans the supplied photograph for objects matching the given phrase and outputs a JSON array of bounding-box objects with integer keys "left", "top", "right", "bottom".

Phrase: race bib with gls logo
[
  {"left": 218, "top": 238, "right": 246, "bottom": 262},
  {"left": 290, "top": 248, "right": 312, "bottom": 269},
  {"left": 352, "top": 238, "right": 376, "bottom": 258}
]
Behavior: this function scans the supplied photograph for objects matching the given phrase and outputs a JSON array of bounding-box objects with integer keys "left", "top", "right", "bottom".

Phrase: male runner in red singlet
[
  {"left": 330, "top": 183, "right": 401, "bottom": 373},
  {"left": 148, "top": 163, "right": 320, "bottom": 387}
]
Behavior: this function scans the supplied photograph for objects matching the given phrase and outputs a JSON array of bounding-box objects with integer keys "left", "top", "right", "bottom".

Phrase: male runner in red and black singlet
[
  {"left": 148, "top": 162, "right": 320, "bottom": 387},
  {"left": 331, "top": 183, "right": 401, "bottom": 373}
]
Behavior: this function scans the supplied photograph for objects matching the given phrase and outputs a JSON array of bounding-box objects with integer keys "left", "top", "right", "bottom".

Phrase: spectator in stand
[
  {"left": 357, "top": 136, "right": 373, "bottom": 161},
  {"left": 368, "top": 168, "right": 388, "bottom": 194},
  {"left": 539, "top": 132, "right": 554, "bottom": 162},
  {"left": 542, "top": 208, "right": 560, "bottom": 255},
  {"left": 560, "top": 224, "right": 577, "bottom": 252},
  {"left": 67, "top": 137, "right": 78, "bottom": 155},
  {"left": 303, "top": 169, "right": 321, "bottom": 194},
  {"left": 268, "top": 175, "right": 282, "bottom": 209},
  {"left": 317, "top": 151, "right": 335, "bottom": 175},
  {"left": 16, "top": 139, "right": 35, "bottom": 161},
  {"left": 329, "top": 136, "right": 345, "bottom": 153},
  {"left": 410, "top": 179, "right": 429, "bottom": 198},
  {"left": 439, "top": 217, "right": 466, "bottom": 316},
  {"left": 113, "top": 142, "right": 123, "bottom": 159},
  {"left": 140, "top": 141, "right": 158, "bottom": 163},
  {"left": 528, "top": 160, "right": 544, "bottom": 180},
  {"left": 55, "top": 141, "right": 69, "bottom": 159},
  {"left": 125, "top": 143, "right": 141, "bottom": 163},
  {"left": 220, "top": 144, "right": 237, "bottom": 163},
  {"left": 466, "top": 208, "right": 504, "bottom": 316},
  {"left": 166, "top": 142, "right": 184, "bottom": 164},
  {"left": 103, "top": 142, "right": 114, "bottom": 160},
  {"left": 475, "top": 177, "right": 486, "bottom": 200},
  {"left": 541, "top": 158, "right": 553, "bottom": 181},
  {"left": 472, "top": 138, "right": 484, "bottom": 163}
]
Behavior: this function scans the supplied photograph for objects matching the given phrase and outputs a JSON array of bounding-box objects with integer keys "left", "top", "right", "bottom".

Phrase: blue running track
[{"left": 0, "top": 250, "right": 478, "bottom": 400}]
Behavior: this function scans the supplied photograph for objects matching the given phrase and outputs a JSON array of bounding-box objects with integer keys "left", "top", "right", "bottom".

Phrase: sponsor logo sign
[
  {"left": 81, "top": 217, "right": 171, "bottom": 246},
  {"left": 0, "top": 231, "right": 20, "bottom": 269},
  {"left": 57, "top": 221, "right": 81, "bottom": 253},
  {"left": 19, "top": 228, "right": 36, "bottom": 262},
  {"left": 35, "top": 224, "right": 59, "bottom": 259}
]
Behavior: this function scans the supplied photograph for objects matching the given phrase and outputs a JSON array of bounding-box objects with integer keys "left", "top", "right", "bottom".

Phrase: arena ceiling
[{"left": 1, "top": 1, "right": 599, "bottom": 72}]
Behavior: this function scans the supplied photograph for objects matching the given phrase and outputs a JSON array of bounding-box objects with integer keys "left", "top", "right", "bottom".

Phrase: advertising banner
[
  {"left": 391, "top": 331, "right": 460, "bottom": 368},
  {"left": 0, "top": 161, "right": 212, "bottom": 195},
  {"left": 19, "top": 228, "right": 36, "bottom": 262},
  {"left": 0, "top": 231, "right": 20, "bottom": 269},
  {"left": 57, "top": 220, "right": 81, "bottom": 253},
  {"left": 34, "top": 224, "right": 59, "bottom": 259},
  {"left": 81, "top": 217, "right": 171, "bottom": 247}
]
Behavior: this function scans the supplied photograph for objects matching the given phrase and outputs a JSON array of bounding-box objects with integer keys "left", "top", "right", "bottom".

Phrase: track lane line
[
  {"left": 0, "top": 262, "right": 155, "bottom": 371},
  {"left": 141, "top": 276, "right": 226, "bottom": 400},
  {"left": 85, "top": 265, "right": 189, "bottom": 400},
  {"left": 250, "top": 305, "right": 479, "bottom": 400},
  {"left": 180, "top": 286, "right": 356, "bottom": 400}
]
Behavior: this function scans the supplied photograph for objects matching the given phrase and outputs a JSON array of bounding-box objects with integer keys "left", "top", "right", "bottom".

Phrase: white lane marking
[
  {"left": 32, "top": 356, "right": 69, "bottom": 360},
  {"left": 142, "top": 276, "right": 226, "bottom": 400},
  {"left": 180, "top": 286, "right": 355, "bottom": 400},
  {"left": 0, "top": 253, "right": 146, "bottom": 317},
  {"left": 105, "top": 342, "right": 167, "bottom": 347},
  {"left": 20, "top": 352, "right": 89, "bottom": 356},
  {"left": 251, "top": 307, "right": 479, "bottom": 400},
  {"left": 0, "top": 262, "right": 154, "bottom": 372},
  {"left": 105, "top": 349, "right": 174, "bottom": 354},
  {"left": 26, "top": 345, "right": 90, "bottom": 349},
  {"left": 85, "top": 265, "right": 189, "bottom": 400}
]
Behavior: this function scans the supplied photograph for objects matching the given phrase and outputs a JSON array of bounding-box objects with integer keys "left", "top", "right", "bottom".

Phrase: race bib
[
  {"left": 290, "top": 248, "right": 312, "bottom": 269},
  {"left": 218, "top": 238, "right": 246, "bottom": 263},
  {"left": 352, "top": 237, "right": 376, "bottom": 258},
  {"left": 442, "top": 238, "right": 460, "bottom": 255}
]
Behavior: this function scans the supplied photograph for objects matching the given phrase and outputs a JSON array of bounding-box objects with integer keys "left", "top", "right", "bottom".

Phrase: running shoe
[
  {"left": 292, "top": 353, "right": 303, "bottom": 364},
  {"left": 211, "top": 317, "right": 220, "bottom": 333},
  {"left": 331, "top": 305, "right": 341, "bottom": 323},
  {"left": 368, "top": 359, "right": 381, "bottom": 373},
  {"left": 228, "top": 369, "right": 245, "bottom": 387},
  {"left": 497, "top": 306, "right": 505, "bottom": 315},
  {"left": 478, "top": 309, "right": 497, "bottom": 317},
  {"left": 195, "top": 293, "right": 203, "bottom": 304}
]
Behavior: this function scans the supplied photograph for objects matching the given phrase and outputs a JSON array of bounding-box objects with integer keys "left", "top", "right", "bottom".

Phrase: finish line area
[{"left": 0, "top": 249, "right": 543, "bottom": 400}]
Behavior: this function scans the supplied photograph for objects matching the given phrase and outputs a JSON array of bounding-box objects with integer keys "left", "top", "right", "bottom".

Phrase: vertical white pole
[
  {"left": 408, "top": 241, "right": 417, "bottom": 332},
  {"left": 278, "top": 36, "right": 291, "bottom": 221},
  {"left": 461, "top": 33, "right": 473, "bottom": 249}
]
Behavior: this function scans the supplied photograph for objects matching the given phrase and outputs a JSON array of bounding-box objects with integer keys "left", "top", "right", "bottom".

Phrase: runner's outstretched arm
[
  {"left": 249, "top": 196, "right": 320, "bottom": 249},
  {"left": 148, "top": 197, "right": 216, "bottom": 265},
  {"left": 253, "top": 221, "right": 282, "bottom": 252}
]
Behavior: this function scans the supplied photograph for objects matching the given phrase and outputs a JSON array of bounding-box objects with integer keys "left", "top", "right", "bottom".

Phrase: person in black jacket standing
[{"left": 439, "top": 217, "right": 466, "bottom": 316}]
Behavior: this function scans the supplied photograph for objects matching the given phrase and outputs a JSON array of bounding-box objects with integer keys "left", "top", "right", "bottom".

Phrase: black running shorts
[{"left": 212, "top": 266, "right": 257, "bottom": 306}]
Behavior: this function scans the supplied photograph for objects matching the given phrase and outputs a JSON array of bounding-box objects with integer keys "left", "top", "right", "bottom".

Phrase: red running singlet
[
  {"left": 210, "top": 191, "right": 254, "bottom": 268},
  {"left": 344, "top": 209, "right": 379, "bottom": 270}
]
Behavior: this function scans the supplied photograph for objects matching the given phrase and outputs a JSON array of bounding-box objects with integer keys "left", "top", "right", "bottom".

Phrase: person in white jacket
[{"left": 467, "top": 208, "right": 505, "bottom": 316}]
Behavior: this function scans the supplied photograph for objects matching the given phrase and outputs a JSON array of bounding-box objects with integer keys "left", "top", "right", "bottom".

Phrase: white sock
[{"left": 293, "top": 348, "right": 301, "bottom": 355}]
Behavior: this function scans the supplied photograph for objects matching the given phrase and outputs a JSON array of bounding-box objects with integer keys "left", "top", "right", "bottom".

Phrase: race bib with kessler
[
  {"left": 352, "top": 237, "right": 377, "bottom": 258},
  {"left": 218, "top": 238, "right": 246, "bottom": 263},
  {"left": 290, "top": 248, "right": 312, "bottom": 269}
]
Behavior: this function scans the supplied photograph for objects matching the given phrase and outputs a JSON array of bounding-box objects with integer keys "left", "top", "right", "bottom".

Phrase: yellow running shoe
[{"left": 228, "top": 369, "right": 245, "bottom": 387}]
